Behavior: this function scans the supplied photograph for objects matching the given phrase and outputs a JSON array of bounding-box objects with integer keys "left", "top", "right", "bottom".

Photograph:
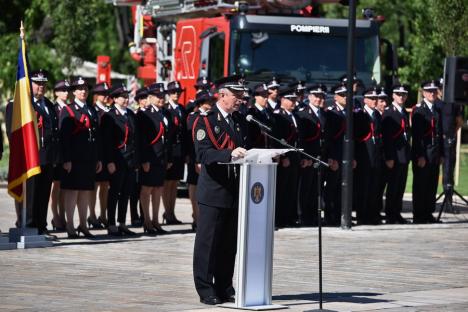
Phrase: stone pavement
[{"left": 1, "top": 189, "right": 468, "bottom": 312}]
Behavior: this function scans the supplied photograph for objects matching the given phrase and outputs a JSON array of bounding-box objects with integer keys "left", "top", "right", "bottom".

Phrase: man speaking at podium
[{"left": 193, "top": 76, "right": 248, "bottom": 305}]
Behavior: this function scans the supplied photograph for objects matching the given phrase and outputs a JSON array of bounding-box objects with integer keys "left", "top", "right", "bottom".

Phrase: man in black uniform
[
  {"left": 382, "top": 84, "right": 411, "bottom": 224},
  {"left": 297, "top": 84, "right": 327, "bottom": 226},
  {"left": 353, "top": 87, "right": 383, "bottom": 224},
  {"left": 247, "top": 83, "right": 275, "bottom": 148},
  {"left": 186, "top": 76, "right": 213, "bottom": 114},
  {"left": 28, "top": 69, "right": 60, "bottom": 235},
  {"left": 273, "top": 87, "right": 300, "bottom": 227},
  {"left": 266, "top": 77, "right": 281, "bottom": 111},
  {"left": 193, "top": 76, "right": 248, "bottom": 305},
  {"left": 411, "top": 80, "right": 443, "bottom": 223},
  {"left": 163, "top": 81, "right": 187, "bottom": 224},
  {"left": 323, "top": 83, "right": 348, "bottom": 226},
  {"left": 101, "top": 85, "right": 139, "bottom": 236}
]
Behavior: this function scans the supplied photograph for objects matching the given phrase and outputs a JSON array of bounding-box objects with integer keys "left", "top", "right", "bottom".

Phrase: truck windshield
[{"left": 232, "top": 31, "right": 381, "bottom": 86}]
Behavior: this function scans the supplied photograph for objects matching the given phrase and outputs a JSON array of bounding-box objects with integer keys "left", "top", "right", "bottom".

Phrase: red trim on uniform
[
  {"left": 64, "top": 105, "right": 91, "bottom": 135},
  {"left": 392, "top": 118, "right": 405, "bottom": 139},
  {"left": 304, "top": 122, "right": 321, "bottom": 142},
  {"left": 191, "top": 116, "right": 200, "bottom": 142},
  {"left": 117, "top": 123, "right": 129, "bottom": 149},
  {"left": 203, "top": 116, "right": 234, "bottom": 150},
  {"left": 358, "top": 121, "right": 374, "bottom": 143},
  {"left": 334, "top": 120, "right": 345, "bottom": 140},
  {"left": 149, "top": 122, "right": 164, "bottom": 145}
]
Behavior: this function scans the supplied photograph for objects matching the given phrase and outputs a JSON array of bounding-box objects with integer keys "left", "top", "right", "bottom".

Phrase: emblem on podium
[{"left": 250, "top": 182, "right": 264, "bottom": 204}]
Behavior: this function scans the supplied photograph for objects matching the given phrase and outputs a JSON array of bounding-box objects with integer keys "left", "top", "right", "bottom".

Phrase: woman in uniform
[
  {"left": 50, "top": 80, "right": 70, "bottom": 231},
  {"left": 137, "top": 83, "right": 169, "bottom": 234},
  {"left": 60, "top": 77, "right": 102, "bottom": 238}
]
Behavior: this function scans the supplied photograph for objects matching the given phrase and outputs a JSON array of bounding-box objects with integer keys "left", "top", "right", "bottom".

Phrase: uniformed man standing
[
  {"left": 382, "top": 84, "right": 411, "bottom": 224},
  {"left": 29, "top": 69, "right": 60, "bottom": 235},
  {"left": 101, "top": 85, "right": 138, "bottom": 236},
  {"left": 193, "top": 77, "right": 248, "bottom": 305},
  {"left": 411, "top": 81, "right": 443, "bottom": 223},
  {"left": 354, "top": 87, "right": 383, "bottom": 224},
  {"left": 247, "top": 83, "right": 275, "bottom": 148},
  {"left": 266, "top": 77, "right": 281, "bottom": 111},
  {"left": 273, "top": 87, "right": 300, "bottom": 227},
  {"left": 163, "top": 81, "right": 187, "bottom": 225},
  {"left": 297, "top": 85, "right": 327, "bottom": 226},
  {"left": 323, "top": 84, "right": 348, "bottom": 226}
]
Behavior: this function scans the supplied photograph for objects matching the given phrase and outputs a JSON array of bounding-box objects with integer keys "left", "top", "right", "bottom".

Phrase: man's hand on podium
[{"left": 231, "top": 147, "right": 247, "bottom": 160}]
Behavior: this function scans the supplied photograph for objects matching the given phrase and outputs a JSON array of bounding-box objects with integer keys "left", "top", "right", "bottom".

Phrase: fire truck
[{"left": 111, "top": 0, "right": 397, "bottom": 104}]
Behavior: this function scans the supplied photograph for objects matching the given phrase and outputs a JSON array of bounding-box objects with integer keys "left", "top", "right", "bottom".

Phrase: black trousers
[
  {"left": 193, "top": 203, "right": 237, "bottom": 299},
  {"left": 385, "top": 163, "right": 408, "bottom": 221},
  {"left": 107, "top": 163, "right": 136, "bottom": 226},
  {"left": 27, "top": 164, "right": 54, "bottom": 231},
  {"left": 275, "top": 161, "right": 299, "bottom": 227},
  {"left": 412, "top": 162, "right": 439, "bottom": 221},
  {"left": 354, "top": 163, "right": 382, "bottom": 223},
  {"left": 324, "top": 168, "right": 342, "bottom": 226},
  {"left": 298, "top": 166, "right": 318, "bottom": 225}
]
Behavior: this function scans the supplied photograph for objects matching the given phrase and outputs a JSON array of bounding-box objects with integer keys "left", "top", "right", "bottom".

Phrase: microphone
[{"left": 246, "top": 114, "right": 272, "bottom": 132}]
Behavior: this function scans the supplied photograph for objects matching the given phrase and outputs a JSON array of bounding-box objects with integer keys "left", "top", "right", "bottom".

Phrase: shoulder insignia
[
  {"left": 415, "top": 104, "right": 421, "bottom": 107},
  {"left": 196, "top": 129, "right": 206, "bottom": 141},
  {"left": 274, "top": 109, "right": 280, "bottom": 114},
  {"left": 299, "top": 107, "right": 305, "bottom": 111}
]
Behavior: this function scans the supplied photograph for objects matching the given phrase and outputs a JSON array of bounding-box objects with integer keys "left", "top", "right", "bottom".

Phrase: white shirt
[
  {"left": 216, "top": 102, "right": 230, "bottom": 119},
  {"left": 268, "top": 99, "right": 277, "bottom": 110},
  {"left": 168, "top": 100, "right": 179, "bottom": 110},
  {"left": 34, "top": 97, "right": 49, "bottom": 114},
  {"left": 96, "top": 101, "right": 109, "bottom": 112},
  {"left": 75, "top": 98, "right": 86, "bottom": 108},
  {"left": 335, "top": 102, "right": 345, "bottom": 112},
  {"left": 286, "top": 110, "right": 297, "bottom": 128},
  {"left": 56, "top": 99, "right": 67, "bottom": 109},
  {"left": 309, "top": 104, "right": 320, "bottom": 117},
  {"left": 392, "top": 102, "right": 404, "bottom": 113},
  {"left": 424, "top": 98, "right": 434, "bottom": 111},
  {"left": 254, "top": 103, "right": 265, "bottom": 111},
  {"left": 115, "top": 104, "right": 126, "bottom": 116},
  {"left": 364, "top": 105, "right": 374, "bottom": 117}
]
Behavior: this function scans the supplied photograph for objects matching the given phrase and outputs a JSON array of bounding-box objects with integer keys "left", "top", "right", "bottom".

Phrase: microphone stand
[{"left": 261, "top": 129, "right": 330, "bottom": 311}]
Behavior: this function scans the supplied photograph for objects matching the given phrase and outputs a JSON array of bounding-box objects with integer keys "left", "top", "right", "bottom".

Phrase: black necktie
[{"left": 226, "top": 114, "right": 235, "bottom": 131}]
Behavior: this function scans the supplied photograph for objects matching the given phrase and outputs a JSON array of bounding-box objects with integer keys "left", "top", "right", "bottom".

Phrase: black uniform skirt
[
  {"left": 61, "top": 162, "right": 96, "bottom": 190},
  {"left": 95, "top": 162, "right": 110, "bottom": 182},
  {"left": 165, "top": 157, "right": 185, "bottom": 180},
  {"left": 52, "top": 164, "right": 65, "bottom": 181},
  {"left": 140, "top": 162, "right": 165, "bottom": 187},
  {"left": 186, "top": 162, "right": 199, "bottom": 185}
]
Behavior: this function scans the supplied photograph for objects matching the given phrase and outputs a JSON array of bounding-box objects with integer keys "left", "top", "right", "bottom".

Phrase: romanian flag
[{"left": 7, "top": 30, "right": 41, "bottom": 201}]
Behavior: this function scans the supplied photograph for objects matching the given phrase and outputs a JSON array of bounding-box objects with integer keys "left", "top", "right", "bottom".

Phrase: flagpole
[{"left": 20, "top": 21, "right": 27, "bottom": 231}]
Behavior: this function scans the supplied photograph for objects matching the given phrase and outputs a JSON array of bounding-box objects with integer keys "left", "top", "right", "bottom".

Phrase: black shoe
[
  {"left": 221, "top": 296, "right": 235, "bottom": 303},
  {"left": 76, "top": 225, "right": 95, "bottom": 239},
  {"left": 131, "top": 219, "right": 143, "bottom": 227},
  {"left": 191, "top": 222, "right": 197, "bottom": 232},
  {"left": 118, "top": 224, "right": 136, "bottom": 236},
  {"left": 200, "top": 296, "right": 222, "bottom": 305},
  {"left": 108, "top": 225, "right": 122, "bottom": 236},
  {"left": 143, "top": 225, "right": 158, "bottom": 235},
  {"left": 154, "top": 225, "right": 168, "bottom": 235},
  {"left": 396, "top": 215, "right": 408, "bottom": 224}
]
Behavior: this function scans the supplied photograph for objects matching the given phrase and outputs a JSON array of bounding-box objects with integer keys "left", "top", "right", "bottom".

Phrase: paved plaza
[{"left": 1, "top": 188, "right": 468, "bottom": 312}]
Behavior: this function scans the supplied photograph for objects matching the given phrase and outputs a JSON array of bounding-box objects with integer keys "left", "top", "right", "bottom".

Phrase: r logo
[{"left": 177, "top": 26, "right": 196, "bottom": 79}]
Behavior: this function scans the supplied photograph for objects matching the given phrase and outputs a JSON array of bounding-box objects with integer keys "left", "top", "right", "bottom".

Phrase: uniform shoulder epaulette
[
  {"left": 299, "top": 107, "right": 305, "bottom": 111},
  {"left": 273, "top": 109, "right": 280, "bottom": 114}
]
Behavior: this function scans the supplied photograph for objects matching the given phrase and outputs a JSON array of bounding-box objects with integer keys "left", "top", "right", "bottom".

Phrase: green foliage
[
  {"left": 0, "top": 0, "right": 136, "bottom": 102},
  {"left": 322, "top": 0, "right": 468, "bottom": 98}
]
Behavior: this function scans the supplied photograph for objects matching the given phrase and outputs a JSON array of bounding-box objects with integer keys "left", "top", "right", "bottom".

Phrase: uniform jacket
[
  {"left": 297, "top": 105, "right": 325, "bottom": 159},
  {"left": 137, "top": 106, "right": 168, "bottom": 166},
  {"left": 101, "top": 107, "right": 139, "bottom": 168},
  {"left": 354, "top": 107, "right": 383, "bottom": 168},
  {"left": 273, "top": 108, "right": 300, "bottom": 161},
  {"left": 194, "top": 104, "right": 248, "bottom": 209},
  {"left": 411, "top": 100, "right": 443, "bottom": 164},
  {"left": 33, "top": 96, "right": 60, "bottom": 165},
  {"left": 323, "top": 104, "right": 346, "bottom": 161},
  {"left": 165, "top": 102, "right": 187, "bottom": 160},
  {"left": 247, "top": 104, "right": 275, "bottom": 148},
  {"left": 382, "top": 104, "right": 411, "bottom": 164},
  {"left": 59, "top": 100, "right": 100, "bottom": 164}
]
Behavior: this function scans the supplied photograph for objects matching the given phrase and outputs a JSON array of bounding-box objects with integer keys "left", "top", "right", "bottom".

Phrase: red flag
[{"left": 7, "top": 25, "right": 41, "bottom": 201}]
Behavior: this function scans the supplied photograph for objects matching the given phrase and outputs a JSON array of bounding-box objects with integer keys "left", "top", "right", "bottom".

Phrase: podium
[{"left": 221, "top": 149, "right": 292, "bottom": 311}]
